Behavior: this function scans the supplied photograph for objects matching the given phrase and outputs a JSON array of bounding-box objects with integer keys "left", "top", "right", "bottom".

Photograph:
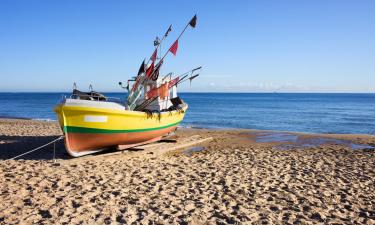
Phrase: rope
[{"left": 10, "top": 136, "right": 64, "bottom": 160}]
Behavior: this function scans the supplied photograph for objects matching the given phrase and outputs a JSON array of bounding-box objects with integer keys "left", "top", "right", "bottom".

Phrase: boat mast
[
  {"left": 129, "top": 15, "right": 197, "bottom": 111},
  {"left": 127, "top": 25, "right": 173, "bottom": 109}
]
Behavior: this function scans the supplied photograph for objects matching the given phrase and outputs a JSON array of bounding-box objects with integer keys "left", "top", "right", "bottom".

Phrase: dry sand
[{"left": 0, "top": 119, "right": 374, "bottom": 224}]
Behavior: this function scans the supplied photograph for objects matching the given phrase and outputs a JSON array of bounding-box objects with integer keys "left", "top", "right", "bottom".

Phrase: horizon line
[{"left": 1, "top": 91, "right": 375, "bottom": 94}]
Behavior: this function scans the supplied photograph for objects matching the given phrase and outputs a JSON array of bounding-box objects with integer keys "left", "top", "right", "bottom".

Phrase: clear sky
[{"left": 0, "top": 0, "right": 374, "bottom": 92}]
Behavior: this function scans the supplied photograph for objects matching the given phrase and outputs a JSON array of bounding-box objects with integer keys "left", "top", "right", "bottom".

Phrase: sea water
[{"left": 0, "top": 93, "right": 374, "bottom": 134}]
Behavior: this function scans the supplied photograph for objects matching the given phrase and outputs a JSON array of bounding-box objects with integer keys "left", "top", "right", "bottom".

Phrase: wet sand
[{"left": 0, "top": 119, "right": 375, "bottom": 224}]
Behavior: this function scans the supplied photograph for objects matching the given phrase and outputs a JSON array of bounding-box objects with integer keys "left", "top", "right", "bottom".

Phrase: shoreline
[
  {"left": 1, "top": 117, "right": 375, "bottom": 137},
  {"left": 0, "top": 116, "right": 32, "bottom": 120}
]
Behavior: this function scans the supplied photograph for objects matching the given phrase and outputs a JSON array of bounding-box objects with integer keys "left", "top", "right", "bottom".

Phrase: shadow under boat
[
  {"left": 0, "top": 135, "right": 179, "bottom": 160},
  {"left": 0, "top": 135, "right": 68, "bottom": 160}
]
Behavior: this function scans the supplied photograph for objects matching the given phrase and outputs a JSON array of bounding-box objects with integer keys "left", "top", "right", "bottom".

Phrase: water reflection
[
  {"left": 183, "top": 146, "right": 205, "bottom": 156},
  {"left": 255, "top": 132, "right": 375, "bottom": 150}
]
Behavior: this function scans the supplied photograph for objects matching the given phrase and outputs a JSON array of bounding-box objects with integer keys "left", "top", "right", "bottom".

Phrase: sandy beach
[{"left": 0, "top": 119, "right": 374, "bottom": 224}]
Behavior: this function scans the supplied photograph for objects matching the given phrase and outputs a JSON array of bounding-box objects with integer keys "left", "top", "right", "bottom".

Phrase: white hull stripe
[{"left": 84, "top": 115, "right": 108, "bottom": 123}]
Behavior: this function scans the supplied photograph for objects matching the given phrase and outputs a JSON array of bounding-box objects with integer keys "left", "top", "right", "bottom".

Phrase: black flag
[
  {"left": 164, "top": 25, "right": 172, "bottom": 38},
  {"left": 137, "top": 59, "right": 145, "bottom": 76},
  {"left": 151, "top": 60, "right": 163, "bottom": 81},
  {"left": 153, "top": 37, "right": 160, "bottom": 46},
  {"left": 189, "top": 15, "right": 197, "bottom": 28}
]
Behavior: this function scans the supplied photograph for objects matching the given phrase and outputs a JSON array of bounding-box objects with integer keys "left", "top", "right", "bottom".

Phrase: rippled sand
[{"left": 0, "top": 119, "right": 374, "bottom": 224}]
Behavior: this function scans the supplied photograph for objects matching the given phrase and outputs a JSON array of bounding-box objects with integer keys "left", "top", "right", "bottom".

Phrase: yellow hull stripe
[{"left": 54, "top": 104, "right": 187, "bottom": 131}]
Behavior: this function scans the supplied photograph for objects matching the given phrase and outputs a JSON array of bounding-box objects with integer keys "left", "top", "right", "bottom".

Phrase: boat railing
[{"left": 63, "top": 94, "right": 125, "bottom": 104}]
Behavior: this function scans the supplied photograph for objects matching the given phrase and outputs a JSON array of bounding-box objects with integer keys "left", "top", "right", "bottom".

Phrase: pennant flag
[
  {"left": 137, "top": 60, "right": 145, "bottom": 76},
  {"left": 164, "top": 25, "right": 172, "bottom": 38},
  {"left": 146, "top": 62, "right": 154, "bottom": 78},
  {"left": 169, "top": 40, "right": 179, "bottom": 56},
  {"left": 189, "top": 15, "right": 197, "bottom": 28},
  {"left": 150, "top": 49, "right": 157, "bottom": 61},
  {"left": 168, "top": 77, "right": 180, "bottom": 88}
]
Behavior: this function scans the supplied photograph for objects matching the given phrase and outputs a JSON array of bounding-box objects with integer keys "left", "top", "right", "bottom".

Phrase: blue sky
[{"left": 0, "top": 0, "right": 374, "bottom": 92}]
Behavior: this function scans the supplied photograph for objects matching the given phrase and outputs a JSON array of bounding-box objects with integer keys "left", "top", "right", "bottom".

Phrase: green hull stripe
[{"left": 64, "top": 121, "right": 181, "bottom": 134}]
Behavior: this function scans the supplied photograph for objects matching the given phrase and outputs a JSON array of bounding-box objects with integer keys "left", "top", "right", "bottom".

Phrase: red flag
[
  {"left": 169, "top": 40, "right": 178, "bottom": 56},
  {"left": 146, "top": 87, "right": 158, "bottom": 99},
  {"left": 146, "top": 62, "right": 154, "bottom": 78},
  {"left": 168, "top": 77, "right": 180, "bottom": 88},
  {"left": 159, "top": 83, "right": 169, "bottom": 99},
  {"left": 146, "top": 84, "right": 169, "bottom": 100},
  {"left": 150, "top": 49, "right": 157, "bottom": 61}
]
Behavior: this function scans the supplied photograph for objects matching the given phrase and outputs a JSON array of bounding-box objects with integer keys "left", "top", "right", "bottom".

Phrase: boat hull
[{"left": 54, "top": 99, "right": 187, "bottom": 157}]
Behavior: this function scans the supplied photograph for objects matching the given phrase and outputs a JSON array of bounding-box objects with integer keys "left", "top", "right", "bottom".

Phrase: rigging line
[{"left": 9, "top": 136, "right": 64, "bottom": 160}]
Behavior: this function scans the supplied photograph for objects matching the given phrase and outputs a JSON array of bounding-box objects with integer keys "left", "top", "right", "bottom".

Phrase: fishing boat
[{"left": 54, "top": 15, "right": 200, "bottom": 157}]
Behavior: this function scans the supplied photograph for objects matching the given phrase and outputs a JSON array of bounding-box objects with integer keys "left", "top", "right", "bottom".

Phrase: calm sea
[{"left": 0, "top": 93, "right": 374, "bottom": 134}]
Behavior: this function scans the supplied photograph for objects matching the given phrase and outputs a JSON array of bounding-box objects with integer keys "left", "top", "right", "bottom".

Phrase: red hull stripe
[{"left": 65, "top": 125, "right": 178, "bottom": 152}]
